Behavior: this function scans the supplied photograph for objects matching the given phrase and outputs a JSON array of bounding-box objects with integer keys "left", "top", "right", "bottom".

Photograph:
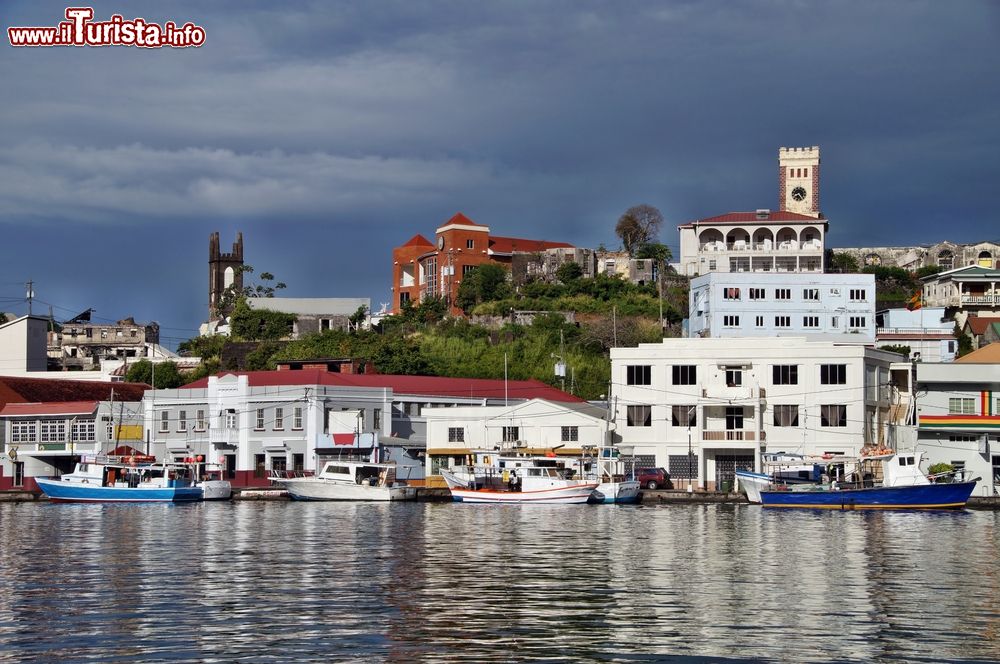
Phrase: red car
[{"left": 636, "top": 467, "right": 672, "bottom": 490}]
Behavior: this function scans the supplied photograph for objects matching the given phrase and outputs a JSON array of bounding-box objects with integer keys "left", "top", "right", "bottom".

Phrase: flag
[{"left": 905, "top": 290, "right": 923, "bottom": 311}]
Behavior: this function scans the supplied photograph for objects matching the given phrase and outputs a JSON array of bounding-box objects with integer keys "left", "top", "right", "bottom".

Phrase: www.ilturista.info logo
[{"left": 8, "top": 7, "right": 206, "bottom": 48}]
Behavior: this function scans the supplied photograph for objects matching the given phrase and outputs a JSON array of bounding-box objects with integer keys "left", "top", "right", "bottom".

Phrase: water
[{"left": 0, "top": 502, "right": 998, "bottom": 663}]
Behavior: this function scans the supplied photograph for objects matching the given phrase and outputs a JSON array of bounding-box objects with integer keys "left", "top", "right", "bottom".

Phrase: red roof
[
  {"left": 182, "top": 370, "right": 585, "bottom": 403},
  {"left": 0, "top": 400, "right": 99, "bottom": 417},
  {"left": 678, "top": 211, "right": 826, "bottom": 228},
  {"left": 966, "top": 317, "right": 1000, "bottom": 335},
  {"left": 401, "top": 234, "right": 434, "bottom": 248},
  {"left": 489, "top": 236, "right": 574, "bottom": 254},
  {"left": 441, "top": 212, "right": 485, "bottom": 228},
  {"left": 0, "top": 376, "right": 148, "bottom": 410}
]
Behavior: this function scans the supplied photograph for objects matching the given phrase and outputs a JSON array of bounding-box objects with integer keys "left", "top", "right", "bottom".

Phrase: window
[
  {"left": 72, "top": 420, "right": 96, "bottom": 441},
  {"left": 561, "top": 426, "right": 579, "bottom": 442},
  {"left": 627, "top": 405, "right": 652, "bottom": 427},
  {"left": 774, "top": 315, "right": 790, "bottom": 328},
  {"left": 803, "top": 316, "right": 820, "bottom": 328},
  {"left": 803, "top": 168, "right": 808, "bottom": 177},
  {"left": 775, "top": 288, "right": 791, "bottom": 300},
  {"left": 850, "top": 289, "right": 867, "bottom": 301},
  {"left": 773, "top": 365, "right": 798, "bottom": 385},
  {"left": 821, "top": 364, "right": 847, "bottom": 385},
  {"left": 755, "top": 315, "right": 764, "bottom": 327},
  {"left": 11, "top": 421, "right": 36, "bottom": 443},
  {"left": 849, "top": 316, "right": 866, "bottom": 328},
  {"left": 773, "top": 405, "right": 799, "bottom": 427},
  {"left": 803, "top": 288, "right": 819, "bottom": 300},
  {"left": 178, "top": 410, "right": 187, "bottom": 432},
  {"left": 723, "top": 315, "right": 740, "bottom": 328},
  {"left": 672, "top": 365, "right": 697, "bottom": 385},
  {"left": 708, "top": 260, "right": 717, "bottom": 270},
  {"left": 40, "top": 421, "right": 66, "bottom": 442},
  {"left": 820, "top": 405, "right": 847, "bottom": 427},
  {"left": 226, "top": 411, "right": 237, "bottom": 429},
  {"left": 274, "top": 408, "right": 284, "bottom": 430},
  {"left": 196, "top": 410, "right": 206, "bottom": 431},
  {"left": 466, "top": 239, "right": 474, "bottom": 249},
  {"left": 373, "top": 408, "right": 381, "bottom": 431},
  {"left": 831, "top": 316, "right": 840, "bottom": 329},
  {"left": 448, "top": 427, "right": 465, "bottom": 443},
  {"left": 462, "top": 264, "right": 477, "bottom": 276},
  {"left": 256, "top": 409, "right": 265, "bottom": 430},
  {"left": 671, "top": 405, "right": 696, "bottom": 427},
  {"left": 948, "top": 398, "right": 975, "bottom": 415},
  {"left": 725, "top": 407, "right": 744, "bottom": 430},
  {"left": 160, "top": 411, "right": 169, "bottom": 433},
  {"left": 502, "top": 426, "right": 519, "bottom": 442},
  {"left": 723, "top": 288, "right": 741, "bottom": 300},
  {"left": 950, "top": 435, "right": 977, "bottom": 443},
  {"left": 725, "top": 369, "right": 742, "bottom": 386},
  {"left": 747, "top": 288, "right": 765, "bottom": 300},
  {"left": 626, "top": 365, "right": 652, "bottom": 385},
  {"left": 293, "top": 407, "right": 303, "bottom": 430}
]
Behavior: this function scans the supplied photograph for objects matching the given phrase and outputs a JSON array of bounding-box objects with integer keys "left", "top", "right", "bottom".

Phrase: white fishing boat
[
  {"left": 270, "top": 460, "right": 417, "bottom": 501},
  {"left": 441, "top": 455, "right": 597, "bottom": 504}
]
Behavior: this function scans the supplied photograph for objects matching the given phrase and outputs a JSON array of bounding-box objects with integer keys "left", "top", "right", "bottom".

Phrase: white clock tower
[{"left": 779, "top": 146, "right": 820, "bottom": 217}]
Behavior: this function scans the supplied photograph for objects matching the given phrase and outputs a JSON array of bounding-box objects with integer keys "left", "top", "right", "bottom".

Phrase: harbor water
[{"left": 1, "top": 502, "right": 998, "bottom": 663}]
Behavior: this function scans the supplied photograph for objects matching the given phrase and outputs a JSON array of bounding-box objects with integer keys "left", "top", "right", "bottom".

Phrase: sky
[{"left": 1, "top": 1, "right": 998, "bottom": 348}]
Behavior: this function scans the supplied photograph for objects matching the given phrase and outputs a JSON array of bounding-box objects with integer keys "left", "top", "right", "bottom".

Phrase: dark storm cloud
[{"left": 1, "top": 0, "right": 998, "bottom": 337}]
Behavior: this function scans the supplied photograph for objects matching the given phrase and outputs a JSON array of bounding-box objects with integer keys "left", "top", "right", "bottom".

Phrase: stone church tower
[
  {"left": 208, "top": 231, "right": 244, "bottom": 320},
  {"left": 778, "top": 146, "right": 821, "bottom": 217}
]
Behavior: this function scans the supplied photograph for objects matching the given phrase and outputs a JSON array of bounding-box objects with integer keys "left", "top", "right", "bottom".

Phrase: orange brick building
[{"left": 391, "top": 212, "right": 573, "bottom": 314}]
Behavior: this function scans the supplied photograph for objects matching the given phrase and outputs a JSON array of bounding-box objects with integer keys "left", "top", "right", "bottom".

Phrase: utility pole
[{"left": 26, "top": 281, "right": 34, "bottom": 316}]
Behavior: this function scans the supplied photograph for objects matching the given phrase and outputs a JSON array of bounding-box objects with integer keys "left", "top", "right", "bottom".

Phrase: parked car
[{"left": 636, "top": 467, "right": 672, "bottom": 490}]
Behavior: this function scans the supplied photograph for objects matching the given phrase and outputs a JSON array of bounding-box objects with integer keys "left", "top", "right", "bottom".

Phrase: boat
[
  {"left": 192, "top": 459, "right": 233, "bottom": 500},
  {"left": 35, "top": 455, "right": 204, "bottom": 503},
  {"left": 742, "top": 451, "right": 977, "bottom": 510},
  {"left": 270, "top": 460, "right": 417, "bottom": 501},
  {"left": 580, "top": 445, "right": 641, "bottom": 504},
  {"left": 441, "top": 455, "right": 598, "bottom": 504}
]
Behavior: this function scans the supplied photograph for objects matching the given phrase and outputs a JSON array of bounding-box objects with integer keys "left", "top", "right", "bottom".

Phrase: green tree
[
  {"left": 829, "top": 252, "right": 860, "bottom": 273},
  {"left": 636, "top": 242, "right": 673, "bottom": 281},
  {"left": 455, "top": 264, "right": 511, "bottom": 313},
  {"left": 555, "top": 261, "right": 583, "bottom": 284},
  {"left": 915, "top": 265, "right": 943, "bottom": 279},
  {"left": 879, "top": 344, "right": 911, "bottom": 359},
  {"left": 954, "top": 322, "right": 973, "bottom": 358},
  {"left": 348, "top": 305, "right": 368, "bottom": 332},
  {"left": 214, "top": 264, "right": 288, "bottom": 316},
  {"left": 615, "top": 204, "right": 664, "bottom": 256},
  {"left": 125, "top": 360, "right": 187, "bottom": 388},
  {"left": 177, "top": 334, "right": 226, "bottom": 358},
  {"left": 229, "top": 298, "right": 297, "bottom": 341}
]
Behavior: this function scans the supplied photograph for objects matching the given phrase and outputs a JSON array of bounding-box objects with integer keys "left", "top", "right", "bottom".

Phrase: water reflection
[{"left": 0, "top": 502, "right": 998, "bottom": 662}]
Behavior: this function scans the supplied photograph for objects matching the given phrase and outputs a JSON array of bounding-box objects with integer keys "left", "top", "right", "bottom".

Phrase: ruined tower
[{"left": 208, "top": 231, "right": 244, "bottom": 320}]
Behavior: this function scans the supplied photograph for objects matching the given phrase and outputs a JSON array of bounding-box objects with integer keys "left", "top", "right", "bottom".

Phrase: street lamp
[{"left": 687, "top": 405, "right": 696, "bottom": 493}]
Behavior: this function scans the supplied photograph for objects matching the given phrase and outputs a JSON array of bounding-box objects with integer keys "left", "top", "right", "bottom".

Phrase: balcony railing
[
  {"left": 208, "top": 428, "right": 238, "bottom": 445},
  {"left": 703, "top": 430, "right": 757, "bottom": 441},
  {"left": 960, "top": 295, "right": 1000, "bottom": 305},
  {"left": 699, "top": 241, "right": 823, "bottom": 253}
]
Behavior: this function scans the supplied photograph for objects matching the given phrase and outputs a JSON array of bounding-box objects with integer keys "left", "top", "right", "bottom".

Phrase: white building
[
  {"left": 915, "top": 345, "right": 1000, "bottom": 497},
  {"left": 0, "top": 315, "right": 49, "bottom": 373},
  {"left": 921, "top": 265, "right": 1000, "bottom": 327},
  {"left": 688, "top": 273, "right": 876, "bottom": 341},
  {"left": 423, "top": 398, "right": 609, "bottom": 479},
  {"left": 610, "top": 337, "right": 909, "bottom": 490},
  {"left": 875, "top": 307, "right": 956, "bottom": 363}
]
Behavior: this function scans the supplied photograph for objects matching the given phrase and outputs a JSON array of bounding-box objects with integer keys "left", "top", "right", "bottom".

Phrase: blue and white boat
[
  {"left": 35, "top": 456, "right": 204, "bottom": 503},
  {"left": 740, "top": 451, "right": 976, "bottom": 510},
  {"left": 582, "top": 445, "right": 641, "bottom": 504}
]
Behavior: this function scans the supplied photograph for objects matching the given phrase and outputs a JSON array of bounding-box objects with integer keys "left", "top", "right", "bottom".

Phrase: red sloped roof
[
  {"left": 966, "top": 317, "right": 1000, "bottom": 335},
  {"left": 442, "top": 212, "right": 485, "bottom": 227},
  {"left": 678, "top": 211, "right": 826, "bottom": 228},
  {"left": 0, "top": 377, "right": 148, "bottom": 409},
  {"left": 0, "top": 400, "right": 99, "bottom": 417},
  {"left": 182, "top": 370, "right": 584, "bottom": 403},
  {"left": 489, "top": 236, "right": 574, "bottom": 254},
  {"left": 401, "top": 234, "right": 434, "bottom": 248}
]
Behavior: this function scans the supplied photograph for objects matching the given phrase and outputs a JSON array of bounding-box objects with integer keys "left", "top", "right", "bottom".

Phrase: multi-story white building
[
  {"left": 875, "top": 307, "right": 956, "bottom": 363},
  {"left": 921, "top": 265, "right": 1000, "bottom": 327},
  {"left": 915, "top": 346, "right": 1000, "bottom": 497},
  {"left": 688, "top": 273, "right": 876, "bottom": 341},
  {"left": 610, "top": 337, "right": 909, "bottom": 490}
]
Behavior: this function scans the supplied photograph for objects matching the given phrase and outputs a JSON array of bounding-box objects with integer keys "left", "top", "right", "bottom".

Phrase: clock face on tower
[
  {"left": 437, "top": 236, "right": 445, "bottom": 250},
  {"left": 791, "top": 186, "right": 807, "bottom": 202}
]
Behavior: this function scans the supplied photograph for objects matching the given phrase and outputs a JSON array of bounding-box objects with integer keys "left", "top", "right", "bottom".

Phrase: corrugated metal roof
[{"left": 0, "top": 400, "right": 99, "bottom": 416}]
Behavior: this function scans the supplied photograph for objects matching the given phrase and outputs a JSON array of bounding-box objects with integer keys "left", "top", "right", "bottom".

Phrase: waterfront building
[
  {"left": 610, "top": 337, "right": 909, "bottom": 490},
  {"left": 677, "top": 147, "right": 827, "bottom": 277},
  {"left": 688, "top": 272, "right": 875, "bottom": 341},
  {"left": 145, "top": 370, "right": 580, "bottom": 487},
  {"left": 875, "top": 307, "right": 956, "bottom": 362},
  {"left": 835, "top": 240, "right": 1000, "bottom": 272},
  {"left": 915, "top": 344, "right": 1000, "bottom": 497},
  {"left": 423, "top": 398, "right": 605, "bottom": 485},
  {"left": 391, "top": 212, "right": 576, "bottom": 315},
  {"left": 921, "top": 265, "right": 1000, "bottom": 327},
  {"left": 0, "top": 377, "right": 147, "bottom": 490}
]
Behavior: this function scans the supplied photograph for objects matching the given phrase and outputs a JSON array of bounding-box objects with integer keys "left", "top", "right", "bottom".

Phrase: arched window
[
  {"left": 864, "top": 253, "right": 882, "bottom": 267},
  {"left": 978, "top": 251, "right": 993, "bottom": 268},
  {"left": 937, "top": 250, "right": 953, "bottom": 271},
  {"left": 224, "top": 266, "right": 235, "bottom": 289}
]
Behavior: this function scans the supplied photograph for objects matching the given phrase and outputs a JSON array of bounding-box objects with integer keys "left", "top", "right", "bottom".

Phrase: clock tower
[{"left": 779, "top": 146, "right": 820, "bottom": 217}]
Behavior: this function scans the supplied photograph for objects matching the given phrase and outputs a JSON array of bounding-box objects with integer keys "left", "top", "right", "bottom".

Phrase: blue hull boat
[
  {"left": 759, "top": 481, "right": 977, "bottom": 510},
  {"left": 35, "top": 478, "right": 202, "bottom": 503}
]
